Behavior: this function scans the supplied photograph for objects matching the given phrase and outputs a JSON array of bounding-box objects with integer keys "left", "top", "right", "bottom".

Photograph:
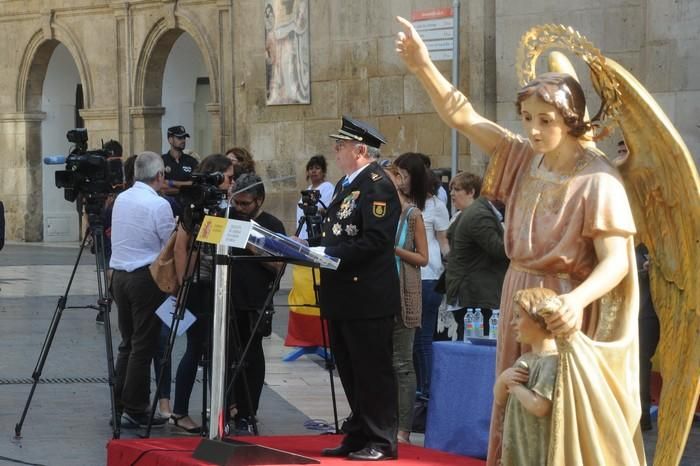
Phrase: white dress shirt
[
  {"left": 110, "top": 181, "right": 175, "bottom": 272},
  {"left": 421, "top": 196, "right": 450, "bottom": 280},
  {"left": 344, "top": 163, "right": 371, "bottom": 185}
]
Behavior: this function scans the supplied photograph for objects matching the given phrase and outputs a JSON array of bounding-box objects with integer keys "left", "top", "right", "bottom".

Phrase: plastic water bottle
[
  {"left": 463, "top": 308, "right": 474, "bottom": 342},
  {"left": 489, "top": 309, "right": 500, "bottom": 340},
  {"left": 474, "top": 308, "right": 484, "bottom": 337}
]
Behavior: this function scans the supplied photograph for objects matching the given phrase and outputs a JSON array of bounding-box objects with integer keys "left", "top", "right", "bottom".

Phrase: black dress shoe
[
  {"left": 347, "top": 447, "right": 396, "bottom": 461},
  {"left": 321, "top": 444, "right": 361, "bottom": 457}
]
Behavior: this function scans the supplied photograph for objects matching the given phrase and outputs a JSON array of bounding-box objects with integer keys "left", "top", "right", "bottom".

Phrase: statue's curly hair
[{"left": 516, "top": 72, "right": 591, "bottom": 138}]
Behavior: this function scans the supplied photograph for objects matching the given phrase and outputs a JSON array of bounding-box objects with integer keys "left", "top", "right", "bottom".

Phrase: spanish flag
[{"left": 285, "top": 265, "right": 328, "bottom": 347}]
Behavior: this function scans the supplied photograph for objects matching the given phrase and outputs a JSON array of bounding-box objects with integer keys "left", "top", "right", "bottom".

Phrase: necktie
[{"left": 342, "top": 177, "right": 350, "bottom": 189}]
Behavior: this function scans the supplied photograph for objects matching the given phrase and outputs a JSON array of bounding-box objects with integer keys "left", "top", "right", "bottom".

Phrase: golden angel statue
[{"left": 396, "top": 17, "right": 699, "bottom": 466}]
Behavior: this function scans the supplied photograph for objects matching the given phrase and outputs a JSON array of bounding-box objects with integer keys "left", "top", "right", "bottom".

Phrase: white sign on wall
[{"left": 411, "top": 8, "right": 454, "bottom": 61}]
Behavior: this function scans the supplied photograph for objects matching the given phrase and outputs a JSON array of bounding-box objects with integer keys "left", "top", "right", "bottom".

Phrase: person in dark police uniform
[
  {"left": 162, "top": 125, "right": 198, "bottom": 191},
  {"left": 319, "top": 116, "right": 401, "bottom": 461}
]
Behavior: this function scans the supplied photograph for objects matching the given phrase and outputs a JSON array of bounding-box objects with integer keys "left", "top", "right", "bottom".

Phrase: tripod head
[{"left": 80, "top": 192, "right": 112, "bottom": 230}]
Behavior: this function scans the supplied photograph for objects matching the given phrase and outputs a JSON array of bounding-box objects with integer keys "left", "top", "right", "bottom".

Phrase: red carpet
[{"left": 107, "top": 434, "right": 485, "bottom": 465}]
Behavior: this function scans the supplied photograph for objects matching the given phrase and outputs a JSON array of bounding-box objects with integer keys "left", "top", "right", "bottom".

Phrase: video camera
[
  {"left": 299, "top": 189, "right": 324, "bottom": 246},
  {"left": 51, "top": 129, "right": 124, "bottom": 203},
  {"left": 179, "top": 171, "right": 228, "bottom": 228}
]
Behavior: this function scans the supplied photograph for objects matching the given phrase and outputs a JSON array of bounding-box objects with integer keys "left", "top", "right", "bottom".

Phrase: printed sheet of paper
[
  {"left": 196, "top": 216, "right": 252, "bottom": 249},
  {"left": 155, "top": 295, "right": 197, "bottom": 336}
]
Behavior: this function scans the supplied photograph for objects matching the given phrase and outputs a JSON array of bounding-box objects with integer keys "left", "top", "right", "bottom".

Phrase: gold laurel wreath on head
[{"left": 516, "top": 24, "right": 622, "bottom": 141}]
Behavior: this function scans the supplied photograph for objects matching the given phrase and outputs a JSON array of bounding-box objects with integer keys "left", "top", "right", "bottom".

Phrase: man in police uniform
[
  {"left": 319, "top": 116, "right": 401, "bottom": 461},
  {"left": 162, "top": 125, "right": 198, "bottom": 195}
]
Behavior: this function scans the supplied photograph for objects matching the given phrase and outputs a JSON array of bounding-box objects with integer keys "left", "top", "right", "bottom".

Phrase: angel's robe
[{"left": 483, "top": 132, "right": 645, "bottom": 465}]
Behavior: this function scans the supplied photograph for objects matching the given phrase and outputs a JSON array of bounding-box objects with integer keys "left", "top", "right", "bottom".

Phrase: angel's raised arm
[{"left": 395, "top": 16, "right": 507, "bottom": 155}]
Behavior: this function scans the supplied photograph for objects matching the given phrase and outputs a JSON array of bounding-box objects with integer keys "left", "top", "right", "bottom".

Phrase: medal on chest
[{"left": 337, "top": 191, "right": 360, "bottom": 220}]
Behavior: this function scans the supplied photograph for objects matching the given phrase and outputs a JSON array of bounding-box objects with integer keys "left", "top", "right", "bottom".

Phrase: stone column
[
  {"left": 0, "top": 112, "right": 46, "bottom": 241},
  {"left": 79, "top": 108, "right": 120, "bottom": 149},
  {"left": 207, "top": 103, "right": 222, "bottom": 153},
  {"left": 129, "top": 106, "right": 165, "bottom": 154}
]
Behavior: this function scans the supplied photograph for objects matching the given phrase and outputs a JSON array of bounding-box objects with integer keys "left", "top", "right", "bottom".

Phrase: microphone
[{"left": 43, "top": 155, "right": 66, "bottom": 165}]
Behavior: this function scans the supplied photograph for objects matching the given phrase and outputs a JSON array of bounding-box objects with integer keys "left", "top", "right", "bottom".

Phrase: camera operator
[
  {"left": 110, "top": 151, "right": 175, "bottom": 429},
  {"left": 169, "top": 154, "right": 234, "bottom": 433},
  {"left": 295, "top": 154, "right": 333, "bottom": 241},
  {"left": 227, "top": 172, "right": 285, "bottom": 434}
]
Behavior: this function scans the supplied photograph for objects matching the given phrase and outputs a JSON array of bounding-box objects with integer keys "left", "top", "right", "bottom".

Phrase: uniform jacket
[
  {"left": 319, "top": 162, "right": 401, "bottom": 320},
  {"left": 445, "top": 196, "right": 509, "bottom": 309}
]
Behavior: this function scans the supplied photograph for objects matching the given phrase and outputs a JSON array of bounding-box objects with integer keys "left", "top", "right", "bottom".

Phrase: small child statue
[{"left": 495, "top": 287, "right": 561, "bottom": 466}]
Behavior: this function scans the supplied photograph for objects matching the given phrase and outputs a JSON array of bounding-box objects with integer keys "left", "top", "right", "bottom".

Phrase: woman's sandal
[{"left": 170, "top": 414, "right": 201, "bottom": 434}]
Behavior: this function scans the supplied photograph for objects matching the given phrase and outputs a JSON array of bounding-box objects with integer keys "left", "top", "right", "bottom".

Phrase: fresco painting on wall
[{"left": 264, "top": 0, "right": 310, "bottom": 105}]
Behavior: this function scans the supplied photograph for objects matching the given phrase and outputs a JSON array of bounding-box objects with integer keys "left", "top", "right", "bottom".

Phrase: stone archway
[
  {"left": 11, "top": 25, "right": 91, "bottom": 241},
  {"left": 132, "top": 16, "right": 221, "bottom": 155}
]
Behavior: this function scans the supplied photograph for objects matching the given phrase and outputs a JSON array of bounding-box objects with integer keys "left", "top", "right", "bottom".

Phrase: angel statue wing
[
  {"left": 603, "top": 57, "right": 700, "bottom": 466},
  {"left": 518, "top": 25, "right": 699, "bottom": 466}
]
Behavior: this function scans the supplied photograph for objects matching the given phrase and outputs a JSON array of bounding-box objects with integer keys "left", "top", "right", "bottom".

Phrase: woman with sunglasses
[{"left": 169, "top": 154, "right": 235, "bottom": 433}]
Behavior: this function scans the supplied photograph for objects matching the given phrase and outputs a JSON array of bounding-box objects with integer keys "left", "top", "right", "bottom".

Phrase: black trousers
[
  {"left": 227, "top": 309, "right": 265, "bottom": 420},
  {"left": 111, "top": 268, "right": 166, "bottom": 415},
  {"left": 329, "top": 316, "right": 398, "bottom": 455}
]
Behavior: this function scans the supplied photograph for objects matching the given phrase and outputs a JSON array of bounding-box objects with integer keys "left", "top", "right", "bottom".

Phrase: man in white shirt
[{"left": 110, "top": 151, "right": 175, "bottom": 428}]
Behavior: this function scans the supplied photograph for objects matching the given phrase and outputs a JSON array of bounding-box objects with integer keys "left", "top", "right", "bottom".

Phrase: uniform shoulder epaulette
[{"left": 369, "top": 172, "right": 382, "bottom": 182}]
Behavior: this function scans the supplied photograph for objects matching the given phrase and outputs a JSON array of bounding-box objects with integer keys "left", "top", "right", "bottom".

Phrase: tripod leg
[
  {"left": 14, "top": 233, "right": 90, "bottom": 439},
  {"left": 92, "top": 227, "right": 121, "bottom": 439},
  {"left": 314, "top": 267, "right": 340, "bottom": 433},
  {"left": 200, "top": 291, "right": 213, "bottom": 437}
]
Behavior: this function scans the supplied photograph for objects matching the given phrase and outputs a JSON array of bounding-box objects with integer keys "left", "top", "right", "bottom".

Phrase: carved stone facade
[{"left": 1, "top": 0, "right": 697, "bottom": 241}]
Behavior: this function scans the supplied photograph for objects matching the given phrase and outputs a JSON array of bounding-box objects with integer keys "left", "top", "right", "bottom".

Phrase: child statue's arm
[{"left": 509, "top": 384, "right": 552, "bottom": 418}]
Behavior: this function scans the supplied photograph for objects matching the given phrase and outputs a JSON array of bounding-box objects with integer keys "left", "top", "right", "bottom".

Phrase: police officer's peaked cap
[
  {"left": 167, "top": 125, "right": 190, "bottom": 138},
  {"left": 329, "top": 116, "right": 387, "bottom": 149}
]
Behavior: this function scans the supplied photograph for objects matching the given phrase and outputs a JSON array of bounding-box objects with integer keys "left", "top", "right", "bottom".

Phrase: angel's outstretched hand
[{"left": 395, "top": 16, "right": 431, "bottom": 73}]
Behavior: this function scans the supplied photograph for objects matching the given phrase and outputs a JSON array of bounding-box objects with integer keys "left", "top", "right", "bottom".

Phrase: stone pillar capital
[
  {"left": 0, "top": 112, "right": 46, "bottom": 122},
  {"left": 79, "top": 107, "right": 119, "bottom": 121},
  {"left": 129, "top": 106, "right": 166, "bottom": 117}
]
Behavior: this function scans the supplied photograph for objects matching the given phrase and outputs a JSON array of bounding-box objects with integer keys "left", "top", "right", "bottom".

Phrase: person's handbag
[{"left": 149, "top": 230, "right": 178, "bottom": 294}]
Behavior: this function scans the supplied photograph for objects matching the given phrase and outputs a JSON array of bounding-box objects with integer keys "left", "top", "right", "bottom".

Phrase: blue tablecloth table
[{"left": 425, "top": 341, "right": 496, "bottom": 459}]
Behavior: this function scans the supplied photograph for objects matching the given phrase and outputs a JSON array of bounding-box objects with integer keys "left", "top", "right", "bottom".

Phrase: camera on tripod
[
  {"left": 53, "top": 129, "right": 124, "bottom": 204},
  {"left": 180, "top": 172, "right": 228, "bottom": 228},
  {"left": 299, "top": 189, "right": 324, "bottom": 246}
]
